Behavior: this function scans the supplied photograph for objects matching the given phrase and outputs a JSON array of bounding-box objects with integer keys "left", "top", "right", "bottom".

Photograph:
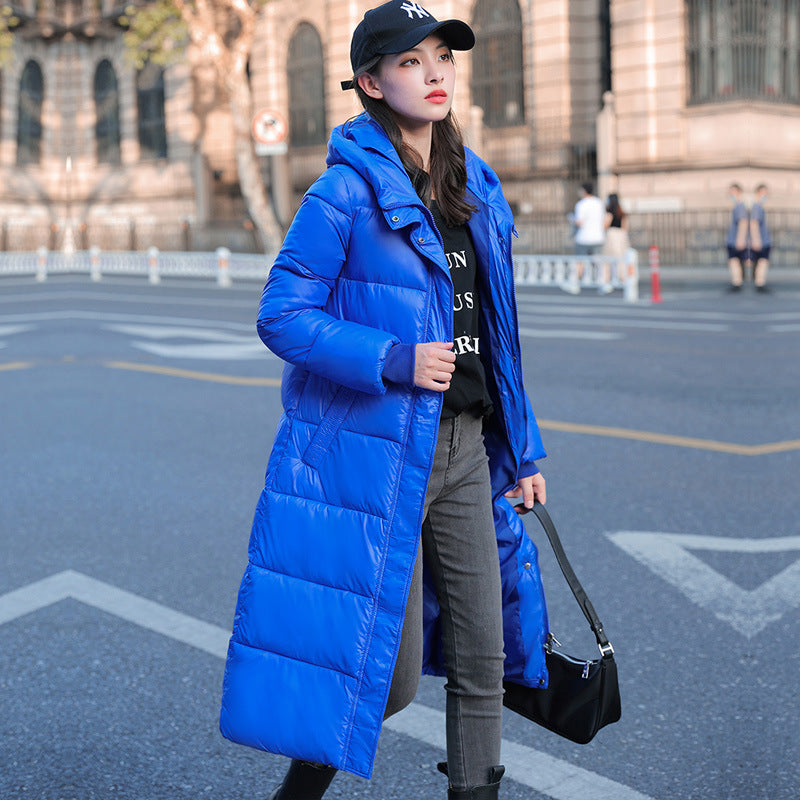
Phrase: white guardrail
[
  {"left": 0, "top": 246, "right": 639, "bottom": 301},
  {"left": 0, "top": 247, "right": 269, "bottom": 287},
  {"left": 513, "top": 248, "right": 639, "bottom": 302}
]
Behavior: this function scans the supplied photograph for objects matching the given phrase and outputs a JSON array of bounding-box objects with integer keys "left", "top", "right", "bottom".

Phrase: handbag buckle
[
  {"left": 598, "top": 642, "right": 615, "bottom": 657},
  {"left": 545, "top": 633, "right": 562, "bottom": 653}
]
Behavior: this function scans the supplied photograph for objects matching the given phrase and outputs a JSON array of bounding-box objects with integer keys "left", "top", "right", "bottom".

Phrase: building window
[
  {"left": 764, "top": 0, "right": 800, "bottom": 101},
  {"left": 287, "top": 23, "right": 326, "bottom": 146},
  {"left": 17, "top": 60, "right": 43, "bottom": 166},
  {"left": 471, "top": 0, "right": 525, "bottom": 127},
  {"left": 95, "top": 60, "right": 121, "bottom": 164},
  {"left": 687, "top": 0, "right": 800, "bottom": 104},
  {"left": 137, "top": 62, "right": 167, "bottom": 159}
]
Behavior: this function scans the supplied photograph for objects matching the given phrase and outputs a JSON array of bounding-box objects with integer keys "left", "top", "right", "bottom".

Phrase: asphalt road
[{"left": 1, "top": 272, "right": 798, "bottom": 800}]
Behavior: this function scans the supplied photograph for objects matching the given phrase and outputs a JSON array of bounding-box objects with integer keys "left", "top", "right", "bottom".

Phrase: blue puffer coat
[{"left": 219, "top": 113, "right": 549, "bottom": 779}]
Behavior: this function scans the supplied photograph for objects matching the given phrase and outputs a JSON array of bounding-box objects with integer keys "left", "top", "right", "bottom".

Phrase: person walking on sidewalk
[
  {"left": 725, "top": 183, "right": 749, "bottom": 291},
  {"left": 603, "top": 193, "right": 631, "bottom": 284},
  {"left": 569, "top": 182, "right": 608, "bottom": 293},
  {"left": 750, "top": 184, "right": 771, "bottom": 292},
  {"left": 574, "top": 182, "right": 606, "bottom": 256},
  {"left": 219, "top": 3, "right": 550, "bottom": 799}
]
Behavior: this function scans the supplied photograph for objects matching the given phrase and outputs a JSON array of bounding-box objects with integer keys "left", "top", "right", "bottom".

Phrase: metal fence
[
  {"left": 515, "top": 208, "right": 799, "bottom": 267},
  {"left": 0, "top": 248, "right": 270, "bottom": 285},
  {"left": 0, "top": 248, "right": 640, "bottom": 302},
  {"left": 2, "top": 210, "right": 796, "bottom": 269}
]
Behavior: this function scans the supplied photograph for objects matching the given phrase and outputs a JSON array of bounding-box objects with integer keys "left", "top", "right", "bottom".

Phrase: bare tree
[{"left": 121, "top": 0, "right": 282, "bottom": 251}]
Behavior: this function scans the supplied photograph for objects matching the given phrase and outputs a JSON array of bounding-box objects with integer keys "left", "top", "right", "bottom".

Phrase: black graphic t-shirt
[{"left": 430, "top": 201, "right": 493, "bottom": 419}]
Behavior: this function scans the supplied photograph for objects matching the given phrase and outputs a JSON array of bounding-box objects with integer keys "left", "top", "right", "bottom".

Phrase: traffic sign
[{"left": 252, "top": 109, "right": 287, "bottom": 145}]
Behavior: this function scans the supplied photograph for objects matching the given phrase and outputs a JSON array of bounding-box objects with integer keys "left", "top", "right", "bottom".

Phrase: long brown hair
[{"left": 353, "top": 64, "right": 476, "bottom": 226}]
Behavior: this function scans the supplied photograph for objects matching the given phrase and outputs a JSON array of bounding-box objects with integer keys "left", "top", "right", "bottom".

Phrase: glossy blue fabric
[{"left": 219, "top": 114, "right": 549, "bottom": 779}]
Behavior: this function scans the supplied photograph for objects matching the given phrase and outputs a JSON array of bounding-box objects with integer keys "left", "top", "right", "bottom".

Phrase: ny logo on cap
[{"left": 400, "top": 2, "right": 430, "bottom": 19}]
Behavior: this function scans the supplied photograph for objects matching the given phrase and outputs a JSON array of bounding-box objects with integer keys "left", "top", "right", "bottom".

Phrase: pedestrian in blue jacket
[{"left": 220, "top": 3, "right": 550, "bottom": 798}]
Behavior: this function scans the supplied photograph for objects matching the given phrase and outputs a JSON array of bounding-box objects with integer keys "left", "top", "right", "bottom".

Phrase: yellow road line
[
  {"left": 100, "top": 363, "right": 799, "bottom": 456},
  {"left": 0, "top": 361, "right": 33, "bottom": 372},
  {"left": 538, "top": 419, "right": 800, "bottom": 456},
  {"left": 105, "top": 360, "right": 281, "bottom": 387}
]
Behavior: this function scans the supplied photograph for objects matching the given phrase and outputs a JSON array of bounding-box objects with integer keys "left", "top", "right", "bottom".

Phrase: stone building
[
  {"left": 252, "top": 0, "right": 609, "bottom": 254},
  {"left": 0, "top": 0, "right": 797, "bottom": 263},
  {"left": 600, "top": 0, "right": 799, "bottom": 263}
]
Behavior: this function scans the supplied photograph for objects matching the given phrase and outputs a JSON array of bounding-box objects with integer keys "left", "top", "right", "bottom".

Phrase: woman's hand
[
  {"left": 504, "top": 472, "right": 546, "bottom": 510},
  {"left": 414, "top": 342, "right": 455, "bottom": 391}
]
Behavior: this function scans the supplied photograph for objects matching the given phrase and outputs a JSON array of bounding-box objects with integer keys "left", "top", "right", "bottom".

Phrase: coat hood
[{"left": 327, "top": 113, "right": 423, "bottom": 212}]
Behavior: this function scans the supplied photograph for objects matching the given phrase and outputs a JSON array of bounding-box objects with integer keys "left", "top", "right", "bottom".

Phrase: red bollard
[{"left": 649, "top": 245, "right": 662, "bottom": 304}]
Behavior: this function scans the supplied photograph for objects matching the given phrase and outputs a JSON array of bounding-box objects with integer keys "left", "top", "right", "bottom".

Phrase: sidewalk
[{"left": 656, "top": 264, "right": 800, "bottom": 290}]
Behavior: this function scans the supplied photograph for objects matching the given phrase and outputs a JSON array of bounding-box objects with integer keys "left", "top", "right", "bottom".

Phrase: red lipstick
[{"left": 426, "top": 90, "right": 448, "bottom": 103}]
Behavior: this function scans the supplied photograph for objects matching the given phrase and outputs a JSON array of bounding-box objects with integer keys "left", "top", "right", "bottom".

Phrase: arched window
[
  {"left": 95, "top": 60, "right": 121, "bottom": 164},
  {"left": 471, "top": 0, "right": 525, "bottom": 128},
  {"left": 17, "top": 60, "right": 43, "bottom": 166},
  {"left": 287, "top": 23, "right": 326, "bottom": 146},
  {"left": 137, "top": 62, "right": 167, "bottom": 159},
  {"left": 687, "top": 0, "right": 800, "bottom": 104}
]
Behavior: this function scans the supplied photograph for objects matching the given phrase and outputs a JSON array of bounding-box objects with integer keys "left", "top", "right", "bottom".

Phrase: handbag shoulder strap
[{"left": 529, "top": 502, "right": 614, "bottom": 657}]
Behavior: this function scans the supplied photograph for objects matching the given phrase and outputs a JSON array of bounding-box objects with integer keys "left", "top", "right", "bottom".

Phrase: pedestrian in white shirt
[
  {"left": 574, "top": 182, "right": 606, "bottom": 254},
  {"left": 563, "top": 182, "right": 610, "bottom": 294}
]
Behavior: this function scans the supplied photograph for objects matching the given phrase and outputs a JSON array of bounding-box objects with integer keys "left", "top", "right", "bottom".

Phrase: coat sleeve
[
  {"left": 518, "top": 389, "right": 546, "bottom": 477},
  {"left": 257, "top": 168, "right": 400, "bottom": 395}
]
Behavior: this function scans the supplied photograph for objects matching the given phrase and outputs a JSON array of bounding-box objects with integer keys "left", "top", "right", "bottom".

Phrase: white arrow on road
[
  {"left": 0, "top": 570, "right": 654, "bottom": 800},
  {"left": 608, "top": 532, "right": 800, "bottom": 638},
  {"left": 105, "top": 323, "right": 272, "bottom": 360}
]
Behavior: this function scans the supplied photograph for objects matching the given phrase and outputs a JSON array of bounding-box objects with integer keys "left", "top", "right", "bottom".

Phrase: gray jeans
[{"left": 384, "top": 413, "right": 505, "bottom": 790}]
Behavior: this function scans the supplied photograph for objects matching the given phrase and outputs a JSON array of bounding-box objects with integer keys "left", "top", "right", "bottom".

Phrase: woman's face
[{"left": 359, "top": 35, "right": 456, "bottom": 134}]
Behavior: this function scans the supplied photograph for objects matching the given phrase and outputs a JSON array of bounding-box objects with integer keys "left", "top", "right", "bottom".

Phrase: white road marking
[
  {"left": 517, "top": 313, "right": 728, "bottom": 332},
  {"left": 514, "top": 298, "right": 737, "bottom": 321},
  {"left": 0, "top": 310, "right": 254, "bottom": 332},
  {"left": 105, "top": 324, "right": 253, "bottom": 341},
  {"left": 386, "top": 703, "right": 653, "bottom": 800},
  {"left": 518, "top": 327, "right": 623, "bottom": 341},
  {"left": 0, "top": 570, "right": 653, "bottom": 800},
  {"left": 608, "top": 533, "right": 800, "bottom": 638},
  {"left": 105, "top": 323, "right": 270, "bottom": 360},
  {"left": 0, "top": 289, "right": 258, "bottom": 308},
  {"left": 0, "top": 325, "right": 33, "bottom": 337},
  {"left": 131, "top": 342, "right": 267, "bottom": 359},
  {"left": 0, "top": 570, "right": 229, "bottom": 656},
  {"left": 0, "top": 324, "right": 33, "bottom": 348}
]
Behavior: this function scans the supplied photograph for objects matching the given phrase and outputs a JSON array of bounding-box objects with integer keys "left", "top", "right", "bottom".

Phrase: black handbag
[{"left": 502, "top": 502, "right": 621, "bottom": 744}]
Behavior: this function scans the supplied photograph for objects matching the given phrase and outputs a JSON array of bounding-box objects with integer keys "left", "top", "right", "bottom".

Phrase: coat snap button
[
  {"left": 524, "top": 562, "right": 531, "bottom": 569},
  {"left": 392, "top": 215, "right": 399, "bottom": 222},
  {"left": 418, "top": 237, "right": 425, "bottom": 243}
]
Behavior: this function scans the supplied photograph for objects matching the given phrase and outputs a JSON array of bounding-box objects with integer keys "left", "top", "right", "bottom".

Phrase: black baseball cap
[{"left": 341, "top": 0, "right": 475, "bottom": 90}]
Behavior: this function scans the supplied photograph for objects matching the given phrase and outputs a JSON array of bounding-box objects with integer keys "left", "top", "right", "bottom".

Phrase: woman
[
  {"left": 602, "top": 193, "right": 630, "bottom": 284},
  {"left": 220, "top": 3, "right": 550, "bottom": 798}
]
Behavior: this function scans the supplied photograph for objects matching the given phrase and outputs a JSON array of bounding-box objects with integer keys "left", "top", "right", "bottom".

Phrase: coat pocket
[{"left": 301, "top": 384, "right": 358, "bottom": 469}]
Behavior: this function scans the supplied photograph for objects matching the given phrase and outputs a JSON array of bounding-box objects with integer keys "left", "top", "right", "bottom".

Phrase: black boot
[
  {"left": 268, "top": 759, "right": 337, "bottom": 800},
  {"left": 437, "top": 762, "right": 505, "bottom": 799}
]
